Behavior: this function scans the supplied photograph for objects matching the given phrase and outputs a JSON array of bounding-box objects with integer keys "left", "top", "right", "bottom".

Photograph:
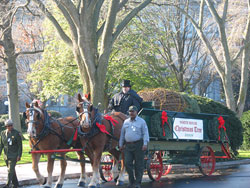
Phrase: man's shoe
[
  {"left": 3, "top": 185, "right": 10, "bottom": 188},
  {"left": 135, "top": 184, "right": 141, "bottom": 188},
  {"left": 127, "top": 184, "right": 134, "bottom": 188}
]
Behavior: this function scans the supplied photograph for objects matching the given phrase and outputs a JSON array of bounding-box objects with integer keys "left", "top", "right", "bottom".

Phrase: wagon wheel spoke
[
  {"left": 99, "top": 154, "right": 113, "bottom": 182},
  {"left": 198, "top": 146, "right": 216, "bottom": 176},
  {"left": 147, "top": 151, "right": 163, "bottom": 181},
  {"left": 161, "top": 151, "right": 172, "bottom": 176}
]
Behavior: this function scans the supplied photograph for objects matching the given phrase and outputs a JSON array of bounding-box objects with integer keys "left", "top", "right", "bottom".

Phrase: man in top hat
[
  {"left": 119, "top": 106, "right": 149, "bottom": 188},
  {"left": 0, "top": 119, "right": 22, "bottom": 188},
  {"left": 108, "top": 79, "right": 143, "bottom": 115}
]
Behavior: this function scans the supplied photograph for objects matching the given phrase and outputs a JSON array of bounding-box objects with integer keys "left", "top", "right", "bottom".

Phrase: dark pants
[
  {"left": 124, "top": 140, "right": 145, "bottom": 185},
  {"left": 5, "top": 159, "right": 19, "bottom": 187}
]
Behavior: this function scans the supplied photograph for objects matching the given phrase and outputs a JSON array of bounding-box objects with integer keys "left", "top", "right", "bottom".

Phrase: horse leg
[
  {"left": 88, "top": 152, "right": 102, "bottom": 188},
  {"left": 116, "top": 156, "right": 126, "bottom": 186},
  {"left": 77, "top": 151, "right": 87, "bottom": 187},
  {"left": 44, "top": 153, "right": 55, "bottom": 188},
  {"left": 31, "top": 153, "right": 46, "bottom": 185},
  {"left": 111, "top": 159, "right": 119, "bottom": 181},
  {"left": 111, "top": 152, "right": 125, "bottom": 186},
  {"left": 54, "top": 153, "right": 67, "bottom": 188}
]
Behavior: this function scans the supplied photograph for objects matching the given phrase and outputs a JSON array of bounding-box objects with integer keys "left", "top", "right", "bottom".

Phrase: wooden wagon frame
[{"left": 30, "top": 103, "right": 232, "bottom": 182}]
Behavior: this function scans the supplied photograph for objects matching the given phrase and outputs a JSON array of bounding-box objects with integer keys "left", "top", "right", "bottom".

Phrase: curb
[
  {"left": 0, "top": 172, "right": 93, "bottom": 188},
  {"left": 1, "top": 159, "right": 250, "bottom": 187}
]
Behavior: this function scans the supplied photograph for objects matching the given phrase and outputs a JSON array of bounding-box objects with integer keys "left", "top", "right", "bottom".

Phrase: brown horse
[
  {"left": 76, "top": 94, "right": 127, "bottom": 188},
  {"left": 24, "top": 101, "right": 86, "bottom": 188}
]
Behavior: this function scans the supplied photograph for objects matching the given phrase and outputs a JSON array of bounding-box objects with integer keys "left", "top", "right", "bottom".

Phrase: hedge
[
  {"left": 0, "top": 110, "right": 62, "bottom": 133},
  {"left": 241, "top": 110, "right": 250, "bottom": 149},
  {"left": 191, "top": 95, "right": 243, "bottom": 154}
]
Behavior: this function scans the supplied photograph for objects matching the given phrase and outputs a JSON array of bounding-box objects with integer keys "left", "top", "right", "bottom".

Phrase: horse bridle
[
  {"left": 26, "top": 104, "right": 43, "bottom": 128},
  {"left": 76, "top": 101, "right": 92, "bottom": 127}
]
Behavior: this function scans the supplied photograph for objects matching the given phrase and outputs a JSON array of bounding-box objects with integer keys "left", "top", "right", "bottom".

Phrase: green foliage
[
  {"left": 241, "top": 110, "right": 250, "bottom": 149},
  {"left": 180, "top": 93, "right": 200, "bottom": 113},
  {"left": 26, "top": 4, "right": 81, "bottom": 101},
  {"left": 0, "top": 113, "right": 26, "bottom": 132},
  {"left": 191, "top": 95, "right": 243, "bottom": 154},
  {"left": 106, "top": 18, "right": 178, "bottom": 97}
]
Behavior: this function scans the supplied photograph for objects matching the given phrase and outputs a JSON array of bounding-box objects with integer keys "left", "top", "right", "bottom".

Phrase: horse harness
[
  {"left": 77, "top": 108, "right": 119, "bottom": 151},
  {"left": 27, "top": 106, "right": 78, "bottom": 151}
]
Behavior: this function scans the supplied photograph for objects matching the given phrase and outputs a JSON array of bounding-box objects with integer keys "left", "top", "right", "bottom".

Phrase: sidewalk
[
  {"left": 0, "top": 159, "right": 250, "bottom": 188},
  {"left": 0, "top": 161, "right": 93, "bottom": 187}
]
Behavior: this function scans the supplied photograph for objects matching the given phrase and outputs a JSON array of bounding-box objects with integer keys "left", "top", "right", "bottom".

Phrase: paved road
[{"left": 23, "top": 164, "right": 250, "bottom": 188}]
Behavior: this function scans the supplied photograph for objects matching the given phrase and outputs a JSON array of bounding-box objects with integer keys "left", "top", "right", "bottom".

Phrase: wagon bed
[{"left": 138, "top": 103, "right": 232, "bottom": 181}]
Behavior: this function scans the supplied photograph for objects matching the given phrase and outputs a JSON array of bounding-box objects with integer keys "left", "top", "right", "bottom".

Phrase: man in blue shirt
[{"left": 119, "top": 106, "right": 149, "bottom": 188}]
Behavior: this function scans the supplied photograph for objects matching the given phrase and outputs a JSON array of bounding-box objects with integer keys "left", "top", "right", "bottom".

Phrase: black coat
[{"left": 109, "top": 89, "right": 143, "bottom": 115}]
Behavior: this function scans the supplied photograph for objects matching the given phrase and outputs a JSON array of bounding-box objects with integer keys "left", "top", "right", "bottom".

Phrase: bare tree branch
[
  {"left": 54, "top": 0, "right": 78, "bottom": 41},
  {"left": 232, "top": 42, "right": 250, "bottom": 64},
  {"left": 0, "top": 0, "right": 31, "bottom": 39},
  {"left": 33, "top": 0, "right": 72, "bottom": 46},
  {"left": 118, "top": 0, "right": 129, "bottom": 10},
  {"left": 205, "top": 0, "right": 222, "bottom": 24},
  {"left": 16, "top": 49, "right": 44, "bottom": 57},
  {"left": 113, "top": 0, "right": 152, "bottom": 42},
  {"left": 93, "top": 0, "right": 104, "bottom": 46},
  {"left": 99, "top": 0, "right": 119, "bottom": 54},
  {"left": 0, "top": 55, "right": 6, "bottom": 61},
  {"left": 222, "top": 0, "right": 228, "bottom": 21},
  {"left": 198, "top": 0, "right": 205, "bottom": 28},
  {"left": 58, "top": 0, "right": 80, "bottom": 28}
]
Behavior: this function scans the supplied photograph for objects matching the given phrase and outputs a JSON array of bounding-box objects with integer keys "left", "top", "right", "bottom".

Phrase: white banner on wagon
[{"left": 173, "top": 118, "right": 203, "bottom": 140}]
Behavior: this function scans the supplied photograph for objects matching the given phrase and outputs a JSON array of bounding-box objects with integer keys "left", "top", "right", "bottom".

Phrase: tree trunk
[
  {"left": 221, "top": 73, "right": 236, "bottom": 112},
  {"left": 73, "top": 45, "right": 90, "bottom": 93},
  {"left": 237, "top": 43, "right": 250, "bottom": 117},
  {"left": 3, "top": 28, "right": 21, "bottom": 132}
]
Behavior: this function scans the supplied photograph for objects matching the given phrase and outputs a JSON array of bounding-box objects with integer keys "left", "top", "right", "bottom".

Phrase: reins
[{"left": 28, "top": 108, "right": 78, "bottom": 151}]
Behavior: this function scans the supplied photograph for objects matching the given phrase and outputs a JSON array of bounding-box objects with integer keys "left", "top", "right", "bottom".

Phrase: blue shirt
[{"left": 119, "top": 116, "right": 149, "bottom": 147}]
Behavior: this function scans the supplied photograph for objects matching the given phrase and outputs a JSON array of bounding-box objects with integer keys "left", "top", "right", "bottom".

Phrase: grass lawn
[
  {"left": 237, "top": 150, "right": 250, "bottom": 159},
  {"left": 0, "top": 134, "right": 79, "bottom": 167}
]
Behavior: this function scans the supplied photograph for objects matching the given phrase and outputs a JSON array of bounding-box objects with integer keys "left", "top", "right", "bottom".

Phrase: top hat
[{"left": 121, "top": 79, "right": 131, "bottom": 87}]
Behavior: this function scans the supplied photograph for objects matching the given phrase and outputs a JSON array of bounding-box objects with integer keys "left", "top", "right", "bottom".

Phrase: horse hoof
[
  {"left": 78, "top": 181, "right": 85, "bottom": 187},
  {"left": 114, "top": 176, "right": 118, "bottom": 183},
  {"left": 42, "top": 177, "right": 47, "bottom": 185},
  {"left": 44, "top": 186, "right": 51, "bottom": 188},
  {"left": 88, "top": 186, "right": 96, "bottom": 188},
  {"left": 116, "top": 180, "right": 124, "bottom": 186},
  {"left": 55, "top": 184, "right": 63, "bottom": 188}
]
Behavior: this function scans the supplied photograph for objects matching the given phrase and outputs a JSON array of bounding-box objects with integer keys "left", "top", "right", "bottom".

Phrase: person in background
[
  {"left": 0, "top": 119, "right": 23, "bottom": 188},
  {"left": 108, "top": 79, "right": 143, "bottom": 115},
  {"left": 119, "top": 106, "right": 149, "bottom": 188}
]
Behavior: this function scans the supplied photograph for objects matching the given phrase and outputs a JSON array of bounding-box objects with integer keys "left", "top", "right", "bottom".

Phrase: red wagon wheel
[
  {"left": 198, "top": 146, "right": 216, "bottom": 176},
  {"left": 162, "top": 164, "right": 172, "bottom": 176},
  {"left": 147, "top": 151, "right": 163, "bottom": 181},
  {"left": 99, "top": 154, "right": 113, "bottom": 182},
  {"left": 161, "top": 151, "right": 172, "bottom": 176}
]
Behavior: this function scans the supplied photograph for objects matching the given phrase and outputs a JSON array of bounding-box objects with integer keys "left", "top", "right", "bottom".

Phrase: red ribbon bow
[
  {"left": 104, "top": 115, "right": 119, "bottom": 126},
  {"left": 161, "top": 111, "right": 169, "bottom": 136},
  {"left": 96, "top": 122, "right": 110, "bottom": 135},
  {"left": 218, "top": 116, "right": 226, "bottom": 140}
]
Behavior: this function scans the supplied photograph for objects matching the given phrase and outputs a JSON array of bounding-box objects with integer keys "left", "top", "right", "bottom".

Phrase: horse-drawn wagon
[
  {"left": 100, "top": 101, "right": 232, "bottom": 182},
  {"left": 25, "top": 97, "right": 232, "bottom": 187}
]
